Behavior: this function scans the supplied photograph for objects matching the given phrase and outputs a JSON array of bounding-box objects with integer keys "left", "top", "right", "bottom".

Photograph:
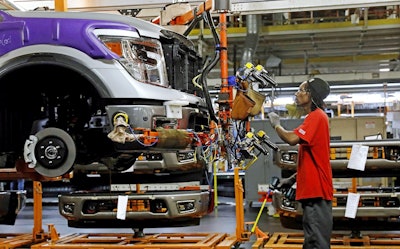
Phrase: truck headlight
[
  {"left": 177, "top": 151, "right": 195, "bottom": 162},
  {"left": 177, "top": 200, "right": 196, "bottom": 213}
]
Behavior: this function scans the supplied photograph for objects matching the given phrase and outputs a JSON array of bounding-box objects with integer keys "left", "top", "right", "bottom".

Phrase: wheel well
[{"left": 0, "top": 61, "right": 104, "bottom": 163}]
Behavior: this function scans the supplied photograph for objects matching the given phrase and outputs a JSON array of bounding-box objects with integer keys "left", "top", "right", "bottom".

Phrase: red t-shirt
[{"left": 293, "top": 108, "right": 333, "bottom": 201}]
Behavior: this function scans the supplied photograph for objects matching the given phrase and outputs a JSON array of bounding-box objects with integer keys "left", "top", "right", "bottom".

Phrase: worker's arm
[
  {"left": 268, "top": 112, "right": 300, "bottom": 146},
  {"left": 274, "top": 125, "right": 300, "bottom": 146}
]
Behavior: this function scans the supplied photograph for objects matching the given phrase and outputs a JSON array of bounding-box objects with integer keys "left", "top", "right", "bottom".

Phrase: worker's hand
[
  {"left": 277, "top": 173, "right": 297, "bottom": 188},
  {"left": 268, "top": 112, "right": 280, "bottom": 129}
]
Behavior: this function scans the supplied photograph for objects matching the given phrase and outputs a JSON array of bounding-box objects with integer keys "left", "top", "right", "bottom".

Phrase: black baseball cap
[{"left": 308, "top": 77, "right": 330, "bottom": 101}]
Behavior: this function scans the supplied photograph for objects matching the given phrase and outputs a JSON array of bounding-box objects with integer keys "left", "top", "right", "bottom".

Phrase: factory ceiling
[{"left": 3, "top": 0, "right": 400, "bottom": 95}]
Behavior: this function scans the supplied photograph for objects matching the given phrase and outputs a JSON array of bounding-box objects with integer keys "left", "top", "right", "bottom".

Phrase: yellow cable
[
  {"left": 113, "top": 112, "right": 129, "bottom": 124},
  {"left": 213, "top": 160, "right": 218, "bottom": 209},
  {"left": 192, "top": 74, "right": 203, "bottom": 89},
  {"left": 251, "top": 197, "right": 267, "bottom": 233}
]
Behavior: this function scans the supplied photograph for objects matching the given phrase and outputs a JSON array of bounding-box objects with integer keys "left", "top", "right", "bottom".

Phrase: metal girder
[
  {"left": 9, "top": 0, "right": 400, "bottom": 12},
  {"left": 230, "top": 0, "right": 400, "bottom": 14}
]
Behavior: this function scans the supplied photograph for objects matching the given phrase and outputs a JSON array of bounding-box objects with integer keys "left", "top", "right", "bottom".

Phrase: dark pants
[{"left": 301, "top": 198, "right": 332, "bottom": 249}]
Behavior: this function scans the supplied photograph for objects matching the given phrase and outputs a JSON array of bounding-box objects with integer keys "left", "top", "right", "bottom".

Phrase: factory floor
[
  {"left": 4, "top": 197, "right": 400, "bottom": 248},
  {"left": 3, "top": 197, "right": 295, "bottom": 248}
]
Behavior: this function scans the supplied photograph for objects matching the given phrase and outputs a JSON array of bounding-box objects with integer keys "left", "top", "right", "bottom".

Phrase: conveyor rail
[{"left": 30, "top": 232, "right": 239, "bottom": 249}]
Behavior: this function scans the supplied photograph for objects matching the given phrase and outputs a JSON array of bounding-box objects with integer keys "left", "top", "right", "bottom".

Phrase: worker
[{"left": 268, "top": 78, "right": 333, "bottom": 249}]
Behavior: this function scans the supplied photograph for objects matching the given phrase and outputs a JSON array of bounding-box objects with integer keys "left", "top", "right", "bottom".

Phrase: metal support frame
[
  {"left": 54, "top": 0, "right": 66, "bottom": 11},
  {"left": 28, "top": 165, "right": 265, "bottom": 249},
  {"left": 0, "top": 179, "right": 59, "bottom": 248},
  {"left": 263, "top": 232, "right": 400, "bottom": 248},
  {"left": 32, "top": 181, "right": 59, "bottom": 242}
]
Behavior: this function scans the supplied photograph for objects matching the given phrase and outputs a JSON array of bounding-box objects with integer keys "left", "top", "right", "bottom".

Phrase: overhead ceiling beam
[
  {"left": 9, "top": 0, "right": 400, "bottom": 12},
  {"left": 231, "top": 0, "right": 400, "bottom": 15}
]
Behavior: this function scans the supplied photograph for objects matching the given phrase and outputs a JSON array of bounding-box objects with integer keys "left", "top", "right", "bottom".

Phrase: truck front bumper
[{"left": 58, "top": 190, "right": 210, "bottom": 228}]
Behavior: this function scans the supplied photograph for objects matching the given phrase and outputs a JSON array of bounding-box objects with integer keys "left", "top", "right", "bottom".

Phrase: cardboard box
[
  {"left": 330, "top": 118, "right": 356, "bottom": 140},
  {"left": 329, "top": 117, "right": 386, "bottom": 140},
  {"left": 356, "top": 117, "right": 386, "bottom": 139}
]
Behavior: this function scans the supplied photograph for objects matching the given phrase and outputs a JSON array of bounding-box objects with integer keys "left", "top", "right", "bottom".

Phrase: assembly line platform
[{"left": 3, "top": 231, "right": 400, "bottom": 249}]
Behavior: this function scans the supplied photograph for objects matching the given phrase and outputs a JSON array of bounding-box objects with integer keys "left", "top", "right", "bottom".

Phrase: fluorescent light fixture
[{"left": 331, "top": 83, "right": 400, "bottom": 89}]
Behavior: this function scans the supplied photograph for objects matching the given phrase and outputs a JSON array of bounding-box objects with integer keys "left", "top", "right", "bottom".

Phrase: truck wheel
[{"left": 32, "top": 127, "right": 76, "bottom": 177}]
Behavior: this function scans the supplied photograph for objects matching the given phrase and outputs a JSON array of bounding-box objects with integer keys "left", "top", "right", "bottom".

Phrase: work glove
[
  {"left": 277, "top": 173, "right": 297, "bottom": 189},
  {"left": 268, "top": 112, "right": 281, "bottom": 129}
]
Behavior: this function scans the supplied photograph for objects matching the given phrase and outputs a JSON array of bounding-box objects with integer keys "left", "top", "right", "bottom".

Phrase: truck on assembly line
[{"left": 0, "top": 9, "right": 220, "bottom": 231}]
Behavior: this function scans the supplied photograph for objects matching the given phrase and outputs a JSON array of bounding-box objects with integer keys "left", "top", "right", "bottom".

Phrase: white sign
[
  {"left": 347, "top": 144, "right": 368, "bottom": 171},
  {"left": 345, "top": 192, "right": 360, "bottom": 219},
  {"left": 117, "top": 195, "right": 128, "bottom": 220}
]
